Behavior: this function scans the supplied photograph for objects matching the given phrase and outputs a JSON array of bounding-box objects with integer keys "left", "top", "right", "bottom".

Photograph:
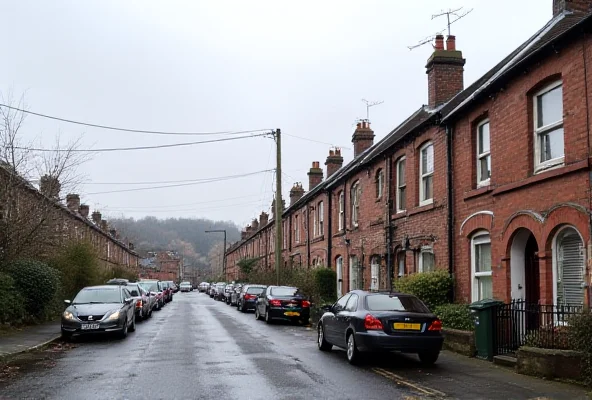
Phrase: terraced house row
[{"left": 226, "top": 0, "right": 592, "bottom": 307}]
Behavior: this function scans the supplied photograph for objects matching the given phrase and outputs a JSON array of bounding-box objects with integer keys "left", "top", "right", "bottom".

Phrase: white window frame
[
  {"left": 351, "top": 182, "right": 360, "bottom": 227},
  {"left": 471, "top": 232, "right": 493, "bottom": 302},
  {"left": 476, "top": 119, "right": 491, "bottom": 187},
  {"left": 294, "top": 215, "right": 300, "bottom": 243},
  {"left": 318, "top": 201, "right": 324, "bottom": 236},
  {"left": 396, "top": 157, "right": 406, "bottom": 213},
  {"left": 376, "top": 169, "right": 384, "bottom": 199},
  {"left": 533, "top": 81, "right": 564, "bottom": 172},
  {"left": 338, "top": 192, "right": 344, "bottom": 231},
  {"left": 419, "top": 143, "right": 434, "bottom": 206},
  {"left": 418, "top": 246, "right": 435, "bottom": 273}
]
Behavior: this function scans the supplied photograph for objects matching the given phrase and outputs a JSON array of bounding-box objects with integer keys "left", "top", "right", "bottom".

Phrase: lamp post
[{"left": 205, "top": 230, "right": 227, "bottom": 279}]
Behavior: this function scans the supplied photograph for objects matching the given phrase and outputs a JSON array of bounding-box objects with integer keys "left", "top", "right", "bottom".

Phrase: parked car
[
  {"left": 167, "top": 281, "right": 178, "bottom": 293},
  {"left": 229, "top": 284, "right": 243, "bottom": 306},
  {"left": 179, "top": 282, "right": 192, "bottom": 292},
  {"left": 236, "top": 284, "right": 266, "bottom": 312},
  {"left": 255, "top": 286, "right": 310, "bottom": 325},
  {"left": 161, "top": 281, "right": 173, "bottom": 303},
  {"left": 208, "top": 284, "right": 216, "bottom": 298},
  {"left": 106, "top": 278, "right": 130, "bottom": 285},
  {"left": 198, "top": 282, "right": 210, "bottom": 293},
  {"left": 316, "top": 290, "right": 444, "bottom": 365},
  {"left": 214, "top": 282, "right": 226, "bottom": 301},
  {"left": 125, "top": 282, "right": 153, "bottom": 320},
  {"left": 138, "top": 280, "right": 165, "bottom": 310},
  {"left": 61, "top": 285, "right": 136, "bottom": 340},
  {"left": 224, "top": 284, "right": 235, "bottom": 304}
]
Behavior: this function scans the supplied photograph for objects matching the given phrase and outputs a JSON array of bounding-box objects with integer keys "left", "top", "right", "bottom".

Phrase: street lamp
[{"left": 205, "top": 230, "right": 227, "bottom": 279}]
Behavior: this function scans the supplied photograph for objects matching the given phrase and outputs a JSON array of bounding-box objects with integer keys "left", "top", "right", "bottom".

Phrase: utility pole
[
  {"left": 205, "top": 230, "right": 227, "bottom": 279},
  {"left": 274, "top": 129, "right": 283, "bottom": 286}
]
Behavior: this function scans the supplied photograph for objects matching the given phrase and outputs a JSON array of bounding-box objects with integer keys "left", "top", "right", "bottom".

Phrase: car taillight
[
  {"left": 244, "top": 294, "right": 255, "bottom": 300},
  {"left": 428, "top": 319, "right": 442, "bottom": 331},
  {"left": 302, "top": 300, "right": 311, "bottom": 308},
  {"left": 364, "top": 314, "right": 383, "bottom": 330},
  {"left": 136, "top": 300, "right": 142, "bottom": 308},
  {"left": 270, "top": 299, "right": 282, "bottom": 307}
]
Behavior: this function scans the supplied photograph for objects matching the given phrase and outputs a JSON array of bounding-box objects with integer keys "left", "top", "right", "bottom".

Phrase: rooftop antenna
[
  {"left": 361, "top": 98, "right": 384, "bottom": 121},
  {"left": 407, "top": 7, "right": 474, "bottom": 50}
]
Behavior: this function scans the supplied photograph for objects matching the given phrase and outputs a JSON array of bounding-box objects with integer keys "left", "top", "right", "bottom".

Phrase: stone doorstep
[{"left": 493, "top": 354, "right": 518, "bottom": 369}]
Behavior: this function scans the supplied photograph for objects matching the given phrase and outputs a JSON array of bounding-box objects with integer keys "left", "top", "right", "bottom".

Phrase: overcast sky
[{"left": 1, "top": 0, "right": 551, "bottom": 228}]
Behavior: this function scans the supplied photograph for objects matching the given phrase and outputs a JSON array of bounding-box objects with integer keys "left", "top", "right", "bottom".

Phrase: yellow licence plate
[
  {"left": 393, "top": 323, "right": 421, "bottom": 331},
  {"left": 284, "top": 311, "right": 300, "bottom": 317}
]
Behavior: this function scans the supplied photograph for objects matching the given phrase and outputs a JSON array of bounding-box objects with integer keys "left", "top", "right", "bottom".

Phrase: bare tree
[
  {"left": 0, "top": 93, "right": 88, "bottom": 266},
  {"left": 207, "top": 241, "right": 225, "bottom": 279}
]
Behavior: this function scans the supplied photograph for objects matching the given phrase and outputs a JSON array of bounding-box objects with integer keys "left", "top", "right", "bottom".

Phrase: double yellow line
[{"left": 372, "top": 368, "right": 447, "bottom": 398}]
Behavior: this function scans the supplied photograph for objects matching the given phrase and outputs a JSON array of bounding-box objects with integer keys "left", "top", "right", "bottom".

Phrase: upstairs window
[
  {"left": 313, "top": 204, "right": 318, "bottom": 237},
  {"left": 534, "top": 81, "right": 564, "bottom": 171},
  {"left": 351, "top": 182, "right": 360, "bottom": 227},
  {"left": 318, "top": 201, "right": 324, "bottom": 236},
  {"left": 476, "top": 120, "right": 491, "bottom": 186},
  {"left": 375, "top": 169, "right": 384, "bottom": 199},
  {"left": 338, "top": 191, "right": 344, "bottom": 231},
  {"left": 396, "top": 157, "right": 406, "bottom": 212},
  {"left": 294, "top": 215, "right": 300, "bottom": 243},
  {"left": 419, "top": 143, "right": 434, "bottom": 205}
]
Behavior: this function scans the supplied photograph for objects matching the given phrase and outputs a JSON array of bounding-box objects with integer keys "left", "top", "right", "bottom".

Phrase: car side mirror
[
  {"left": 64, "top": 300, "right": 71, "bottom": 306},
  {"left": 320, "top": 304, "right": 332, "bottom": 313},
  {"left": 125, "top": 298, "right": 133, "bottom": 304}
]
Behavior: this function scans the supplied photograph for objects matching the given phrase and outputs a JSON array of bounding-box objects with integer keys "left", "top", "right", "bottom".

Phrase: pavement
[
  {"left": 0, "top": 293, "right": 589, "bottom": 400},
  {"left": 0, "top": 321, "right": 61, "bottom": 359}
]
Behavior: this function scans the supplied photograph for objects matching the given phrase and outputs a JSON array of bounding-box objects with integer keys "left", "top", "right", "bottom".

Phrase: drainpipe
[
  {"left": 327, "top": 189, "right": 332, "bottom": 269},
  {"left": 583, "top": 31, "right": 592, "bottom": 308},
  {"left": 306, "top": 205, "right": 311, "bottom": 267},
  {"left": 386, "top": 154, "right": 394, "bottom": 290},
  {"left": 446, "top": 123, "right": 455, "bottom": 303}
]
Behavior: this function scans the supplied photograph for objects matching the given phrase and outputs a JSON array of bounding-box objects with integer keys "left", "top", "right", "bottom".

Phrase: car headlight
[
  {"left": 63, "top": 311, "right": 76, "bottom": 321},
  {"left": 106, "top": 311, "right": 120, "bottom": 321}
]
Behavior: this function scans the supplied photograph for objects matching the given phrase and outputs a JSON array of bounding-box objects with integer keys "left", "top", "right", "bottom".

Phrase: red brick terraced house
[{"left": 226, "top": 0, "right": 592, "bottom": 308}]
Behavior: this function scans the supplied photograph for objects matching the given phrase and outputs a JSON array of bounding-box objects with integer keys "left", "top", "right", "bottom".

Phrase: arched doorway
[
  {"left": 553, "top": 226, "right": 585, "bottom": 306},
  {"left": 510, "top": 229, "right": 540, "bottom": 304}
]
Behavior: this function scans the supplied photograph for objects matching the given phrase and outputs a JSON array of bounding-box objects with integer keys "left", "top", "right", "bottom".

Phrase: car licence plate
[
  {"left": 284, "top": 311, "right": 300, "bottom": 317},
  {"left": 393, "top": 323, "right": 421, "bottom": 330},
  {"left": 81, "top": 324, "right": 100, "bottom": 330}
]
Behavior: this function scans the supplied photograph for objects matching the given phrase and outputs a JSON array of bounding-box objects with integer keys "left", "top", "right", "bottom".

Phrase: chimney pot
[
  {"left": 325, "top": 148, "right": 344, "bottom": 177},
  {"left": 308, "top": 161, "right": 323, "bottom": 191},
  {"left": 434, "top": 34, "right": 445, "bottom": 50},
  {"left": 289, "top": 182, "right": 305, "bottom": 206},
  {"left": 446, "top": 35, "right": 456, "bottom": 51}
]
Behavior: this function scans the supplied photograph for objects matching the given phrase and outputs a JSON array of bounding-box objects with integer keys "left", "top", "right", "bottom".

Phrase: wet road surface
[{"left": 0, "top": 292, "right": 589, "bottom": 400}]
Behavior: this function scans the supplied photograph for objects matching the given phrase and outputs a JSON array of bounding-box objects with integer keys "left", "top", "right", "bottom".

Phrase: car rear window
[
  {"left": 366, "top": 295, "right": 430, "bottom": 313},
  {"left": 139, "top": 282, "right": 158, "bottom": 292},
  {"left": 246, "top": 287, "right": 265, "bottom": 295},
  {"left": 270, "top": 287, "right": 299, "bottom": 296}
]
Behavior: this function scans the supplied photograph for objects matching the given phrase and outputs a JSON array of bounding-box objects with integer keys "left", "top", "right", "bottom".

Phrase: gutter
[{"left": 446, "top": 123, "right": 455, "bottom": 302}]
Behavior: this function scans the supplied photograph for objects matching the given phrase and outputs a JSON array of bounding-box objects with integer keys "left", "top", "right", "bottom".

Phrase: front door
[
  {"left": 525, "top": 234, "right": 540, "bottom": 330},
  {"left": 370, "top": 259, "right": 379, "bottom": 291},
  {"left": 336, "top": 257, "right": 343, "bottom": 298}
]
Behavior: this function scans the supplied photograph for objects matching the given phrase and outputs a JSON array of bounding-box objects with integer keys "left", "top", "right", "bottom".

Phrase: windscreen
[
  {"left": 139, "top": 282, "right": 158, "bottom": 292},
  {"left": 366, "top": 295, "right": 430, "bottom": 313},
  {"left": 246, "top": 287, "right": 265, "bottom": 295},
  {"left": 270, "top": 287, "right": 299, "bottom": 297},
  {"left": 73, "top": 288, "right": 121, "bottom": 304}
]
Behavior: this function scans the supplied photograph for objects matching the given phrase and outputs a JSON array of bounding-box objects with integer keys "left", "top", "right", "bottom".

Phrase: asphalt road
[{"left": 0, "top": 292, "right": 589, "bottom": 400}]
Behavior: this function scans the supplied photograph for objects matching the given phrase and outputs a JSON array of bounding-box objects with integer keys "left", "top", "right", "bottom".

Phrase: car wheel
[
  {"left": 119, "top": 320, "right": 129, "bottom": 339},
  {"left": 236, "top": 302, "right": 241, "bottom": 311},
  {"left": 61, "top": 330, "right": 73, "bottom": 342},
  {"left": 317, "top": 324, "right": 332, "bottom": 351},
  {"left": 418, "top": 351, "right": 439, "bottom": 366},
  {"left": 265, "top": 309, "right": 272, "bottom": 324},
  {"left": 346, "top": 332, "right": 361, "bottom": 365},
  {"left": 129, "top": 314, "right": 136, "bottom": 332}
]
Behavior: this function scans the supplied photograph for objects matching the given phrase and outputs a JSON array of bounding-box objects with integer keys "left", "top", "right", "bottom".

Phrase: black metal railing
[{"left": 493, "top": 300, "right": 583, "bottom": 355}]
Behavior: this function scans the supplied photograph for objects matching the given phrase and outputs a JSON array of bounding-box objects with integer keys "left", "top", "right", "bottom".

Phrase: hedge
[
  {"left": 6, "top": 260, "right": 61, "bottom": 318},
  {"left": 0, "top": 272, "right": 26, "bottom": 324},
  {"left": 393, "top": 270, "right": 453, "bottom": 310},
  {"left": 434, "top": 303, "right": 474, "bottom": 331}
]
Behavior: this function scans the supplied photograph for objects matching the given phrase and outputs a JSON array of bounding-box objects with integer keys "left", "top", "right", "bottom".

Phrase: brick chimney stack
[
  {"left": 92, "top": 211, "right": 102, "bottom": 225},
  {"left": 259, "top": 211, "right": 269, "bottom": 227},
  {"left": 79, "top": 204, "right": 90, "bottom": 218},
  {"left": 325, "top": 148, "right": 344, "bottom": 177},
  {"left": 307, "top": 161, "right": 324, "bottom": 191},
  {"left": 271, "top": 198, "right": 285, "bottom": 220},
  {"left": 109, "top": 228, "right": 117, "bottom": 238},
  {"left": 289, "top": 182, "right": 305, "bottom": 206},
  {"left": 352, "top": 120, "right": 375, "bottom": 157},
  {"left": 66, "top": 194, "right": 80, "bottom": 213},
  {"left": 39, "top": 175, "right": 61, "bottom": 200},
  {"left": 251, "top": 218, "right": 259, "bottom": 231},
  {"left": 101, "top": 219, "right": 108, "bottom": 231},
  {"left": 553, "top": 0, "right": 592, "bottom": 15},
  {"left": 426, "top": 34, "right": 465, "bottom": 108},
  {"left": 241, "top": 230, "right": 248, "bottom": 240}
]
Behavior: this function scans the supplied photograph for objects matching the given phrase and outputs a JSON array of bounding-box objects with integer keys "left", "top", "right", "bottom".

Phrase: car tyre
[
  {"left": 265, "top": 309, "right": 272, "bottom": 324},
  {"left": 317, "top": 324, "right": 332, "bottom": 351},
  {"left": 119, "top": 320, "right": 129, "bottom": 339},
  {"left": 148, "top": 308, "right": 153, "bottom": 318},
  {"left": 418, "top": 351, "right": 439, "bottom": 366},
  {"left": 129, "top": 315, "right": 136, "bottom": 332},
  {"left": 346, "top": 332, "right": 361, "bottom": 365}
]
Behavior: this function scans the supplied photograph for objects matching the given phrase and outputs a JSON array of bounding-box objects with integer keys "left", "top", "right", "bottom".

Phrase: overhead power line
[
  {"left": 17, "top": 133, "right": 268, "bottom": 153},
  {"left": 0, "top": 103, "right": 272, "bottom": 136},
  {"left": 101, "top": 192, "right": 272, "bottom": 209},
  {"left": 84, "top": 169, "right": 273, "bottom": 195},
  {"left": 283, "top": 132, "right": 352, "bottom": 150},
  {"left": 103, "top": 200, "right": 265, "bottom": 214}
]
